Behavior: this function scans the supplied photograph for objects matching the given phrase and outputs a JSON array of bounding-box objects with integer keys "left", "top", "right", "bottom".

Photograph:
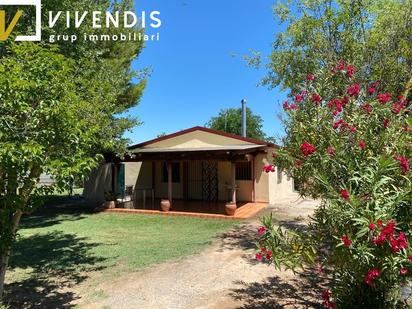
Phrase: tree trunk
[
  {"left": 0, "top": 210, "right": 22, "bottom": 303},
  {"left": 0, "top": 252, "right": 10, "bottom": 303}
]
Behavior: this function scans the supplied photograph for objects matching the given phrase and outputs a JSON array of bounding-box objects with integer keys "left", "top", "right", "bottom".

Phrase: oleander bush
[{"left": 257, "top": 61, "right": 412, "bottom": 308}]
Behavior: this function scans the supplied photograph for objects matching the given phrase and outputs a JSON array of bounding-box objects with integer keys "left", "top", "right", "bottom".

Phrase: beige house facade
[{"left": 84, "top": 127, "right": 298, "bottom": 210}]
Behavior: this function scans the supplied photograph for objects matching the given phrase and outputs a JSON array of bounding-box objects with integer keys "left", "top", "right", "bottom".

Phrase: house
[{"left": 84, "top": 126, "right": 298, "bottom": 216}]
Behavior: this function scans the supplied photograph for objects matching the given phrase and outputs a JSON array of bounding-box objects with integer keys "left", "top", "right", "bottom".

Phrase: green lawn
[{"left": 5, "top": 204, "right": 236, "bottom": 307}]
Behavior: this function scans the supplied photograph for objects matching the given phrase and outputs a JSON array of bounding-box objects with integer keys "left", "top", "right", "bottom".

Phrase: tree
[
  {"left": 249, "top": 0, "right": 412, "bottom": 97},
  {"left": 206, "top": 107, "right": 273, "bottom": 141},
  {"left": 257, "top": 63, "right": 412, "bottom": 307},
  {"left": 0, "top": 0, "right": 146, "bottom": 300}
]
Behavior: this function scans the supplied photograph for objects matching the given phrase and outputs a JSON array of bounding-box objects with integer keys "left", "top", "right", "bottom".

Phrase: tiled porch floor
[{"left": 103, "top": 200, "right": 268, "bottom": 220}]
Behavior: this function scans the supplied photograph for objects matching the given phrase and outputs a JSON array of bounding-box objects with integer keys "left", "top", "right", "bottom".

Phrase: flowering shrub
[{"left": 257, "top": 61, "right": 412, "bottom": 308}]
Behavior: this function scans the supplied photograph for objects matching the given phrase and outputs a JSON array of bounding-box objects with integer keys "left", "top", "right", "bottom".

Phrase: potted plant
[
  {"left": 225, "top": 201, "right": 237, "bottom": 216},
  {"left": 160, "top": 199, "right": 171, "bottom": 211},
  {"left": 104, "top": 191, "right": 116, "bottom": 209}
]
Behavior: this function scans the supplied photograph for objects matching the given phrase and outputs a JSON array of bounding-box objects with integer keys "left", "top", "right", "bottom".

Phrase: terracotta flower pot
[
  {"left": 104, "top": 201, "right": 116, "bottom": 209},
  {"left": 160, "top": 199, "right": 171, "bottom": 212},
  {"left": 225, "top": 202, "right": 237, "bottom": 216}
]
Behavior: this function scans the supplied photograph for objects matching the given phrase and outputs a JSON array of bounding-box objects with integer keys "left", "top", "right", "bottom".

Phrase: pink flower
[
  {"left": 373, "top": 234, "right": 386, "bottom": 246},
  {"left": 263, "top": 165, "right": 275, "bottom": 173},
  {"left": 371, "top": 81, "right": 379, "bottom": 87},
  {"left": 283, "top": 101, "right": 297, "bottom": 111},
  {"left": 392, "top": 102, "right": 406, "bottom": 114},
  {"left": 295, "top": 159, "right": 302, "bottom": 169},
  {"left": 265, "top": 250, "right": 273, "bottom": 260},
  {"left": 327, "top": 98, "right": 343, "bottom": 113},
  {"left": 322, "top": 289, "right": 334, "bottom": 309},
  {"left": 369, "top": 222, "right": 376, "bottom": 231},
  {"left": 408, "top": 256, "right": 412, "bottom": 263},
  {"left": 346, "top": 65, "right": 356, "bottom": 78},
  {"left": 358, "top": 140, "right": 366, "bottom": 150},
  {"left": 389, "top": 232, "right": 408, "bottom": 253},
  {"left": 257, "top": 226, "right": 266, "bottom": 236},
  {"left": 347, "top": 84, "right": 360, "bottom": 97},
  {"left": 311, "top": 93, "right": 322, "bottom": 104},
  {"left": 340, "top": 189, "right": 350, "bottom": 201},
  {"left": 377, "top": 92, "right": 391, "bottom": 104},
  {"left": 255, "top": 253, "right": 263, "bottom": 261},
  {"left": 295, "top": 93, "right": 304, "bottom": 103},
  {"left": 336, "top": 60, "right": 345, "bottom": 71},
  {"left": 395, "top": 156, "right": 410, "bottom": 175},
  {"left": 382, "top": 220, "right": 396, "bottom": 236},
  {"left": 327, "top": 146, "right": 335, "bottom": 156},
  {"left": 368, "top": 87, "right": 376, "bottom": 95},
  {"left": 400, "top": 268, "right": 408, "bottom": 276},
  {"left": 306, "top": 73, "right": 315, "bottom": 81},
  {"left": 383, "top": 118, "right": 390, "bottom": 129},
  {"left": 342, "top": 96, "right": 349, "bottom": 106},
  {"left": 300, "top": 141, "right": 316, "bottom": 156},
  {"left": 333, "top": 119, "right": 344, "bottom": 129},
  {"left": 397, "top": 232, "right": 408, "bottom": 250},
  {"left": 364, "top": 268, "right": 380, "bottom": 286},
  {"left": 341, "top": 235, "right": 352, "bottom": 247},
  {"left": 361, "top": 103, "right": 373, "bottom": 113}
]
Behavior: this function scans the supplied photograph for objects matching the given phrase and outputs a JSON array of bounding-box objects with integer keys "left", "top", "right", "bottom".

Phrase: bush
[{"left": 257, "top": 61, "right": 412, "bottom": 308}]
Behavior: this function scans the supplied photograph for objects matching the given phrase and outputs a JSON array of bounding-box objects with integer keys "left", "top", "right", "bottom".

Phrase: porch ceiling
[
  {"left": 130, "top": 145, "right": 264, "bottom": 153},
  {"left": 121, "top": 145, "right": 267, "bottom": 161}
]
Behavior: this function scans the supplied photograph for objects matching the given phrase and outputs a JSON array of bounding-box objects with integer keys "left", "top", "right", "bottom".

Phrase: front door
[
  {"left": 185, "top": 161, "right": 218, "bottom": 202},
  {"left": 201, "top": 161, "right": 218, "bottom": 202}
]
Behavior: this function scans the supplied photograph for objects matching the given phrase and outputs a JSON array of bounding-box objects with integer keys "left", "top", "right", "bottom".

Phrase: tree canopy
[
  {"left": 0, "top": 0, "right": 146, "bottom": 300},
  {"left": 206, "top": 107, "right": 272, "bottom": 141},
  {"left": 251, "top": 0, "right": 412, "bottom": 97}
]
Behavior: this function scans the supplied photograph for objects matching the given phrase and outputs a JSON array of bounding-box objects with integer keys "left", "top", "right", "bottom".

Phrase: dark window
[
  {"left": 162, "top": 162, "right": 180, "bottom": 183},
  {"left": 236, "top": 162, "right": 252, "bottom": 180},
  {"left": 293, "top": 179, "right": 300, "bottom": 192}
]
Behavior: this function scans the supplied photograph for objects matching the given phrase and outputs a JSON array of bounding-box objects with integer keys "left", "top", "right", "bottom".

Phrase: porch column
[
  {"left": 251, "top": 155, "right": 256, "bottom": 202},
  {"left": 167, "top": 162, "right": 173, "bottom": 204},
  {"left": 231, "top": 162, "right": 236, "bottom": 204}
]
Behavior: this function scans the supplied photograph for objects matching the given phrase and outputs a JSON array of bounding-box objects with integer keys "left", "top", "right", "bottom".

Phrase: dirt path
[{"left": 81, "top": 199, "right": 325, "bottom": 309}]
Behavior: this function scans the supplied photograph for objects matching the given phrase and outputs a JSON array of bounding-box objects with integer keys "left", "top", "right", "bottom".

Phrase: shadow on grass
[
  {"left": 5, "top": 231, "right": 106, "bottom": 308},
  {"left": 230, "top": 269, "right": 328, "bottom": 309},
  {"left": 20, "top": 200, "right": 98, "bottom": 229},
  {"left": 216, "top": 217, "right": 311, "bottom": 263},
  {"left": 217, "top": 223, "right": 258, "bottom": 252}
]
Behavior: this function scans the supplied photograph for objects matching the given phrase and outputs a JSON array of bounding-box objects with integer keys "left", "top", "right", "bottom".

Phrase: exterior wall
[
  {"left": 266, "top": 148, "right": 299, "bottom": 204},
  {"left": 144, "top": 130, "right": 255, "bottom": 149},
  {"left": 217, "top": 161, "right": 252, "bottom": 202},
  {"left": 84, "top": 152, "right": 298, "bottom": 205},
  {"left": 254, "top": 153, "right": 270, "bottom": 203},
  {"left": 154, "top": 161, "right": 184, "bottom": 200},
  {"left": 84, "top": 163, "right": 112, "bottom": 202},
  {"left": 252, "top": 150, "right": 299, "bottom": 204},
  {"left": 124, "top": 162, "right": 142, "bottom": 188}
]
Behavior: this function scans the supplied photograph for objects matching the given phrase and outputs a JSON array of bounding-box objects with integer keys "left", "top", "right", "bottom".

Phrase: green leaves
[
  {"left": 0, "top": 0, "right": 146, "bottom": 279},
  {"left": 264, "top": 0, "right": 412, "bottom": 96},
  {"left": 206, "top": 107, "right": 273, "bottom": 141}
]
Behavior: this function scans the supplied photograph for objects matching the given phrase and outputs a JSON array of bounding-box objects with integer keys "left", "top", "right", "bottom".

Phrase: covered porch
[
  {"left": 111, "top": 143, "right": 269, "bottom": 217},
  {"left": 104, "top": 200, "right": 268, "bottom": 220}
]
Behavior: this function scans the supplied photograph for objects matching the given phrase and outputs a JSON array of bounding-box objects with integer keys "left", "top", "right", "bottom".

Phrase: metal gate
[{"left": 185, "top": 161, "right": 218, "bottom": 202}]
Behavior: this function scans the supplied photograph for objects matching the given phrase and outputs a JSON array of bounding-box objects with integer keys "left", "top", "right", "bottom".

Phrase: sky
[{"left": 125, "top": 0, "right": 288, "bottom": 145}]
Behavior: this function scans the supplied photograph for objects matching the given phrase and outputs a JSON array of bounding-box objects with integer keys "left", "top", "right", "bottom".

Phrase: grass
[{"left": 4, "top": 204, "right": 237, "bottom": 307}]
